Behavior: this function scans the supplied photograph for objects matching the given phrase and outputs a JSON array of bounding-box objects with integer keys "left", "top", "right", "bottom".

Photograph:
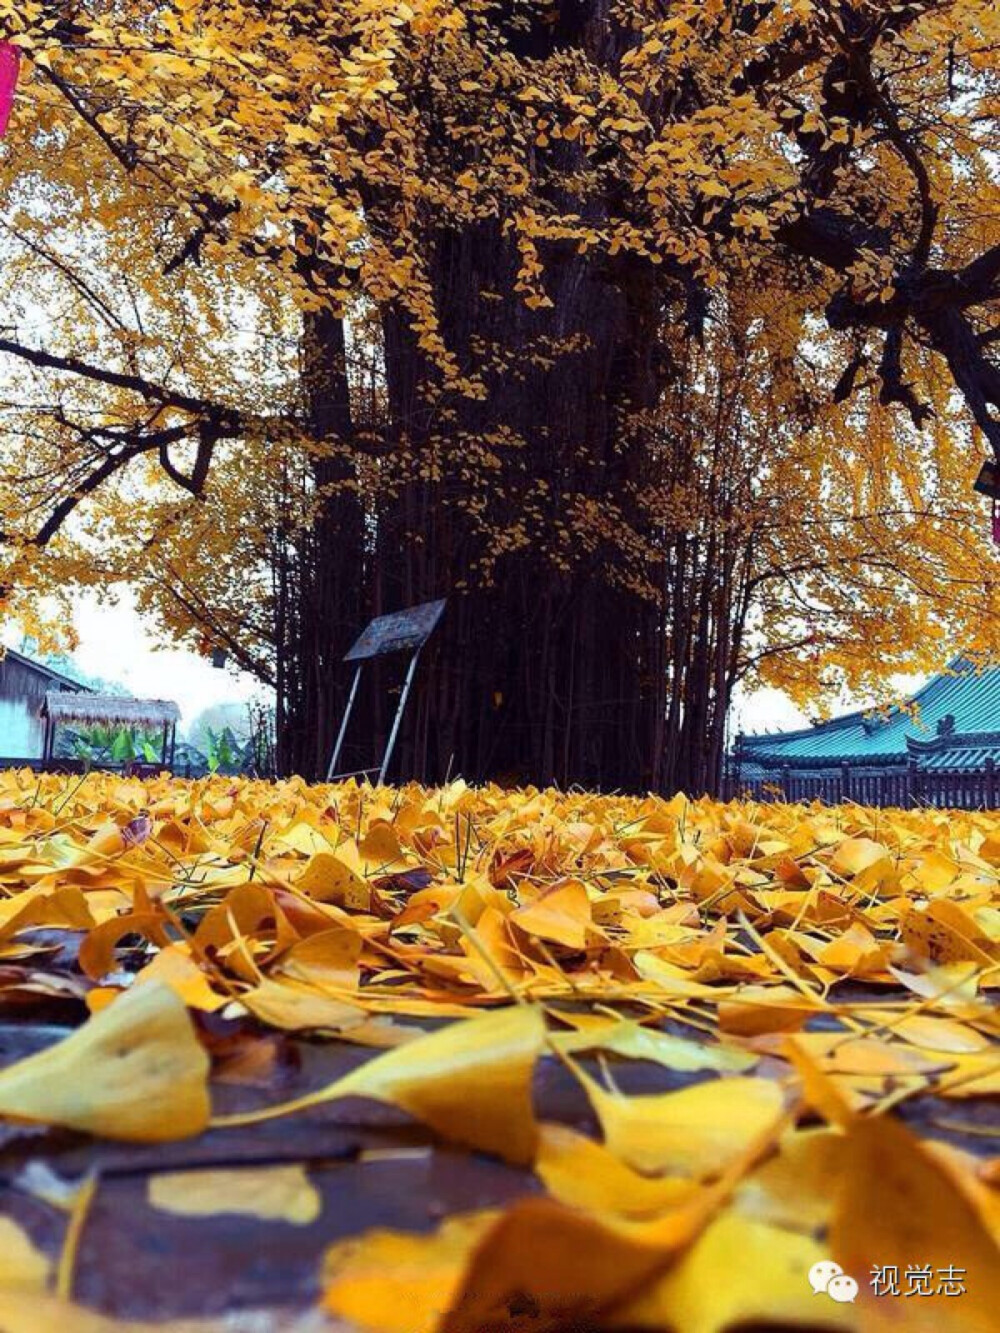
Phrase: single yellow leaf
[
  {"left": 733, "top": 1126, "right": 844, "bottom": 1233},
  {"left": 510, "top": 878, "right": 594, "bottom": 950},
  {"left": 0, "top": 982, "right": 210, "bottom": 1141},
  {"left": 214, "top": 1004, "right": 545, "bottom": 1164},
  {"left": 550, "top": 1014, "right": 757, "bottom": 1073},
  {"left": 323, "top": 1211, "right": 498, "bottom": 1333},
  {"left": 148, "top": 1164, "right": 321, "bottom": 1225},
  {"left": 297, "top": 850, "right": 371, "bottom": 911},
  {"left": 277, "top": 926, "right": 362, "bottom": 989},
  {"left": 830, "top": 837, "right": 893, "bottom": 886},
  {"left": 536, "top": 1122, "right": 697, "bottom": 1218},
  {"left": 614, "top": 1210, "right": 855, "bottom": 1333},
  {"left": 718, "top": 984, "right": 822, "bottom": 1035},
  {"left": 239, "top": 978, "right": 369, "bottom": 1032},
  {"left": 901, "top": 902, "right": 996, "bottom": 966},
  {"left": 831, "top": 1114, "right": 1000, "bottom": 1332},
  {"left": 0, "top": 1217, "right": 51, "bottom": 1291},
  {"left": 580, "top": 1072, "right": 785, "bottom": 1177}
]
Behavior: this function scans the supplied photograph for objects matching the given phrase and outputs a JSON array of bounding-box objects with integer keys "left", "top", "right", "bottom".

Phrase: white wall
[{"left": 0, "top": 697, "right": 44, "bottom": 757}]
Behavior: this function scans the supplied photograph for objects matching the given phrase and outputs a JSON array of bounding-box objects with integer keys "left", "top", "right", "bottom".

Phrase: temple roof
[{"left": 740, "top": 659, "right": 1000, "bottom": 767}]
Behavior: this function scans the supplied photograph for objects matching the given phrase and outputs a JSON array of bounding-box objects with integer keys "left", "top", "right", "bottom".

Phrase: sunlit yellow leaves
[
  {"left": 0, "top": 768, "right": 995, "bottom": 1327},
  {"left": 0, "top": 982, "right": 210, "bottom": 1140}
]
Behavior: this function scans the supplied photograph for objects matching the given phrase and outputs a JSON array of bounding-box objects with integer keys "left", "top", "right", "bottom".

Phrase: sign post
[{"left": 326, "top": 598, "right": 446, "bottom": 784}]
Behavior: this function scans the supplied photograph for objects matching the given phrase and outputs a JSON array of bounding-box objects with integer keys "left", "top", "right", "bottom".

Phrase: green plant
[
  {"left": 204, "top": 726, "right": 239, "bottom": 774},
  {"left": 67, "top": 724, "right": 162, "bottom": 767}
]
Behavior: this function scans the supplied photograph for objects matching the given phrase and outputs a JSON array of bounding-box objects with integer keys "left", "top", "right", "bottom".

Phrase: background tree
[{"left": 0, "top": 1, "right": 997, "bottom": 788}]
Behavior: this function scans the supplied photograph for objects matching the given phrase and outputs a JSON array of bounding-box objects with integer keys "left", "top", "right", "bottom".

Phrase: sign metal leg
[
  {"left": 379, "top": 649, "right": 421, "bottom": 786},
  {"left": 327, "top": 665, "right": 363, "bottom": 781}
]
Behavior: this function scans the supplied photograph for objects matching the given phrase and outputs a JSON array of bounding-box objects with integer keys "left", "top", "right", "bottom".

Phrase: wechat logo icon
[{"left": 809, "top": 1261, "right": 859, "bottom": 1304}]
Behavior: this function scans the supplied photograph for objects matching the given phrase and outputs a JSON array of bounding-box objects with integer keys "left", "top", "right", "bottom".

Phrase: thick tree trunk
[
  {"left": 276, "top": 305, "right": 366, "bottom": 779},
  {"left": 272, "top": 230, "right": 744, "bottom": 792}
]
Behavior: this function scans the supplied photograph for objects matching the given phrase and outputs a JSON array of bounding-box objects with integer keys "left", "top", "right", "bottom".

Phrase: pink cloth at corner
[{"left": 0, "top": 42, "right": 21, "bottom": 139}]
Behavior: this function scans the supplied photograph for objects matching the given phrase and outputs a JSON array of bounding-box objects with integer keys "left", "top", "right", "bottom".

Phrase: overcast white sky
[{"left": 4, "top": 590, "right": 261, "bottom": 737}]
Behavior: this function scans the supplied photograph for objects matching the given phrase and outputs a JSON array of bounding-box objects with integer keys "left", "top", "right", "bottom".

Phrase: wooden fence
[
  {"left": 725, "top": 759, "right": 999, "bottom": 811},
  {"left": 0, "top": 757, "right": 167, "bottom": 777}
]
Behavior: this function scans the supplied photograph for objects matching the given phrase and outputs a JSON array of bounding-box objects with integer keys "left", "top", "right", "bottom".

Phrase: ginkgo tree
[{"left": 0, "top": 0, "right": 998, "bottom": 788}]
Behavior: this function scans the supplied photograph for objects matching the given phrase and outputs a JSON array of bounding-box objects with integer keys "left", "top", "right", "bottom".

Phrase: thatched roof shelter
[
  {"left": 40, "top": 692, "right": 180, "bottom": 769},
  {"left": 41, "top": 693, "right": 180, "bottom": 727}
]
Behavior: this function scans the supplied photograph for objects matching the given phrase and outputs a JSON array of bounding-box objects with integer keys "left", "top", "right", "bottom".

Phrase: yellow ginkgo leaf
[
  {"left": 853, "top": 1010, "right": 990, "bottom": 1054},
  {"left": 443, "top": 1163, "right": 758, "bottom": 1333},
  {"left": 323, "top": 1211, "right": 498, "bottom": 1333},
  {"left": 214, "top": 1003, "right": 546, "bottom": 1164},
  {"left": 536, "top": 1122, "right": 698, "bottom": 1218},
  {"left": 0, "top": 982, "right": 210, "bottom": 1141},
  {"left": 888, "top": 960, "right": 981, "bottom": 1006},
  {"left": 935, "top": 1051, "right": 1000, "bottom": 1098},
  {"left": 717, "top": 983, "right": 823, "bottom": 1035},
  {"left": 579, "top": 1071, "right": 786, "bottom": 1177},
  {"left": 614, "top": 1210, "right": 855, "bottom": 1333},
  {"left": 239, "top": 977, "right": 369, "bottom": 1032},
  {"left": 901, "top": 901, "right": 996, "bottom": 966},
  {"left": 733, "top": 1126, "right": 844, "bottom": 1233},
  {"left": 0, "top": 1217, "right": 51, "bottom": 1291},
  {"left": 148, "top": 1164, "right": 321, "bottom": 1225},
  {"left": 277, "top": 925, "right": 363, "bottom": 989},
  {"left": 831, "top": 1113, "right": 1000, "bottom": 1332},
  {"left": 510, "top": 878, "right": 594, "bottom": 949},
  {"left": 830, "top": 837, "right": 894, "bottom": 893},
  {"left": 296, "top": 849, "right": 371, "bottom": 911},
  {"left": 550, "top": 1014, "right": 757, "bottom": 1074},
  {"left": 130, "top": 943, "right": 228, "bottom": 1012},
  {"left": 816, "top": 921, "right": 890, "bottom": 975}
]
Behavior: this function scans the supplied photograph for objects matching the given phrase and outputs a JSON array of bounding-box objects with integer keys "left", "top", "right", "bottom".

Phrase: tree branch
[{"left": 0, "top": 337, "right": 241, "bottom": 424}]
